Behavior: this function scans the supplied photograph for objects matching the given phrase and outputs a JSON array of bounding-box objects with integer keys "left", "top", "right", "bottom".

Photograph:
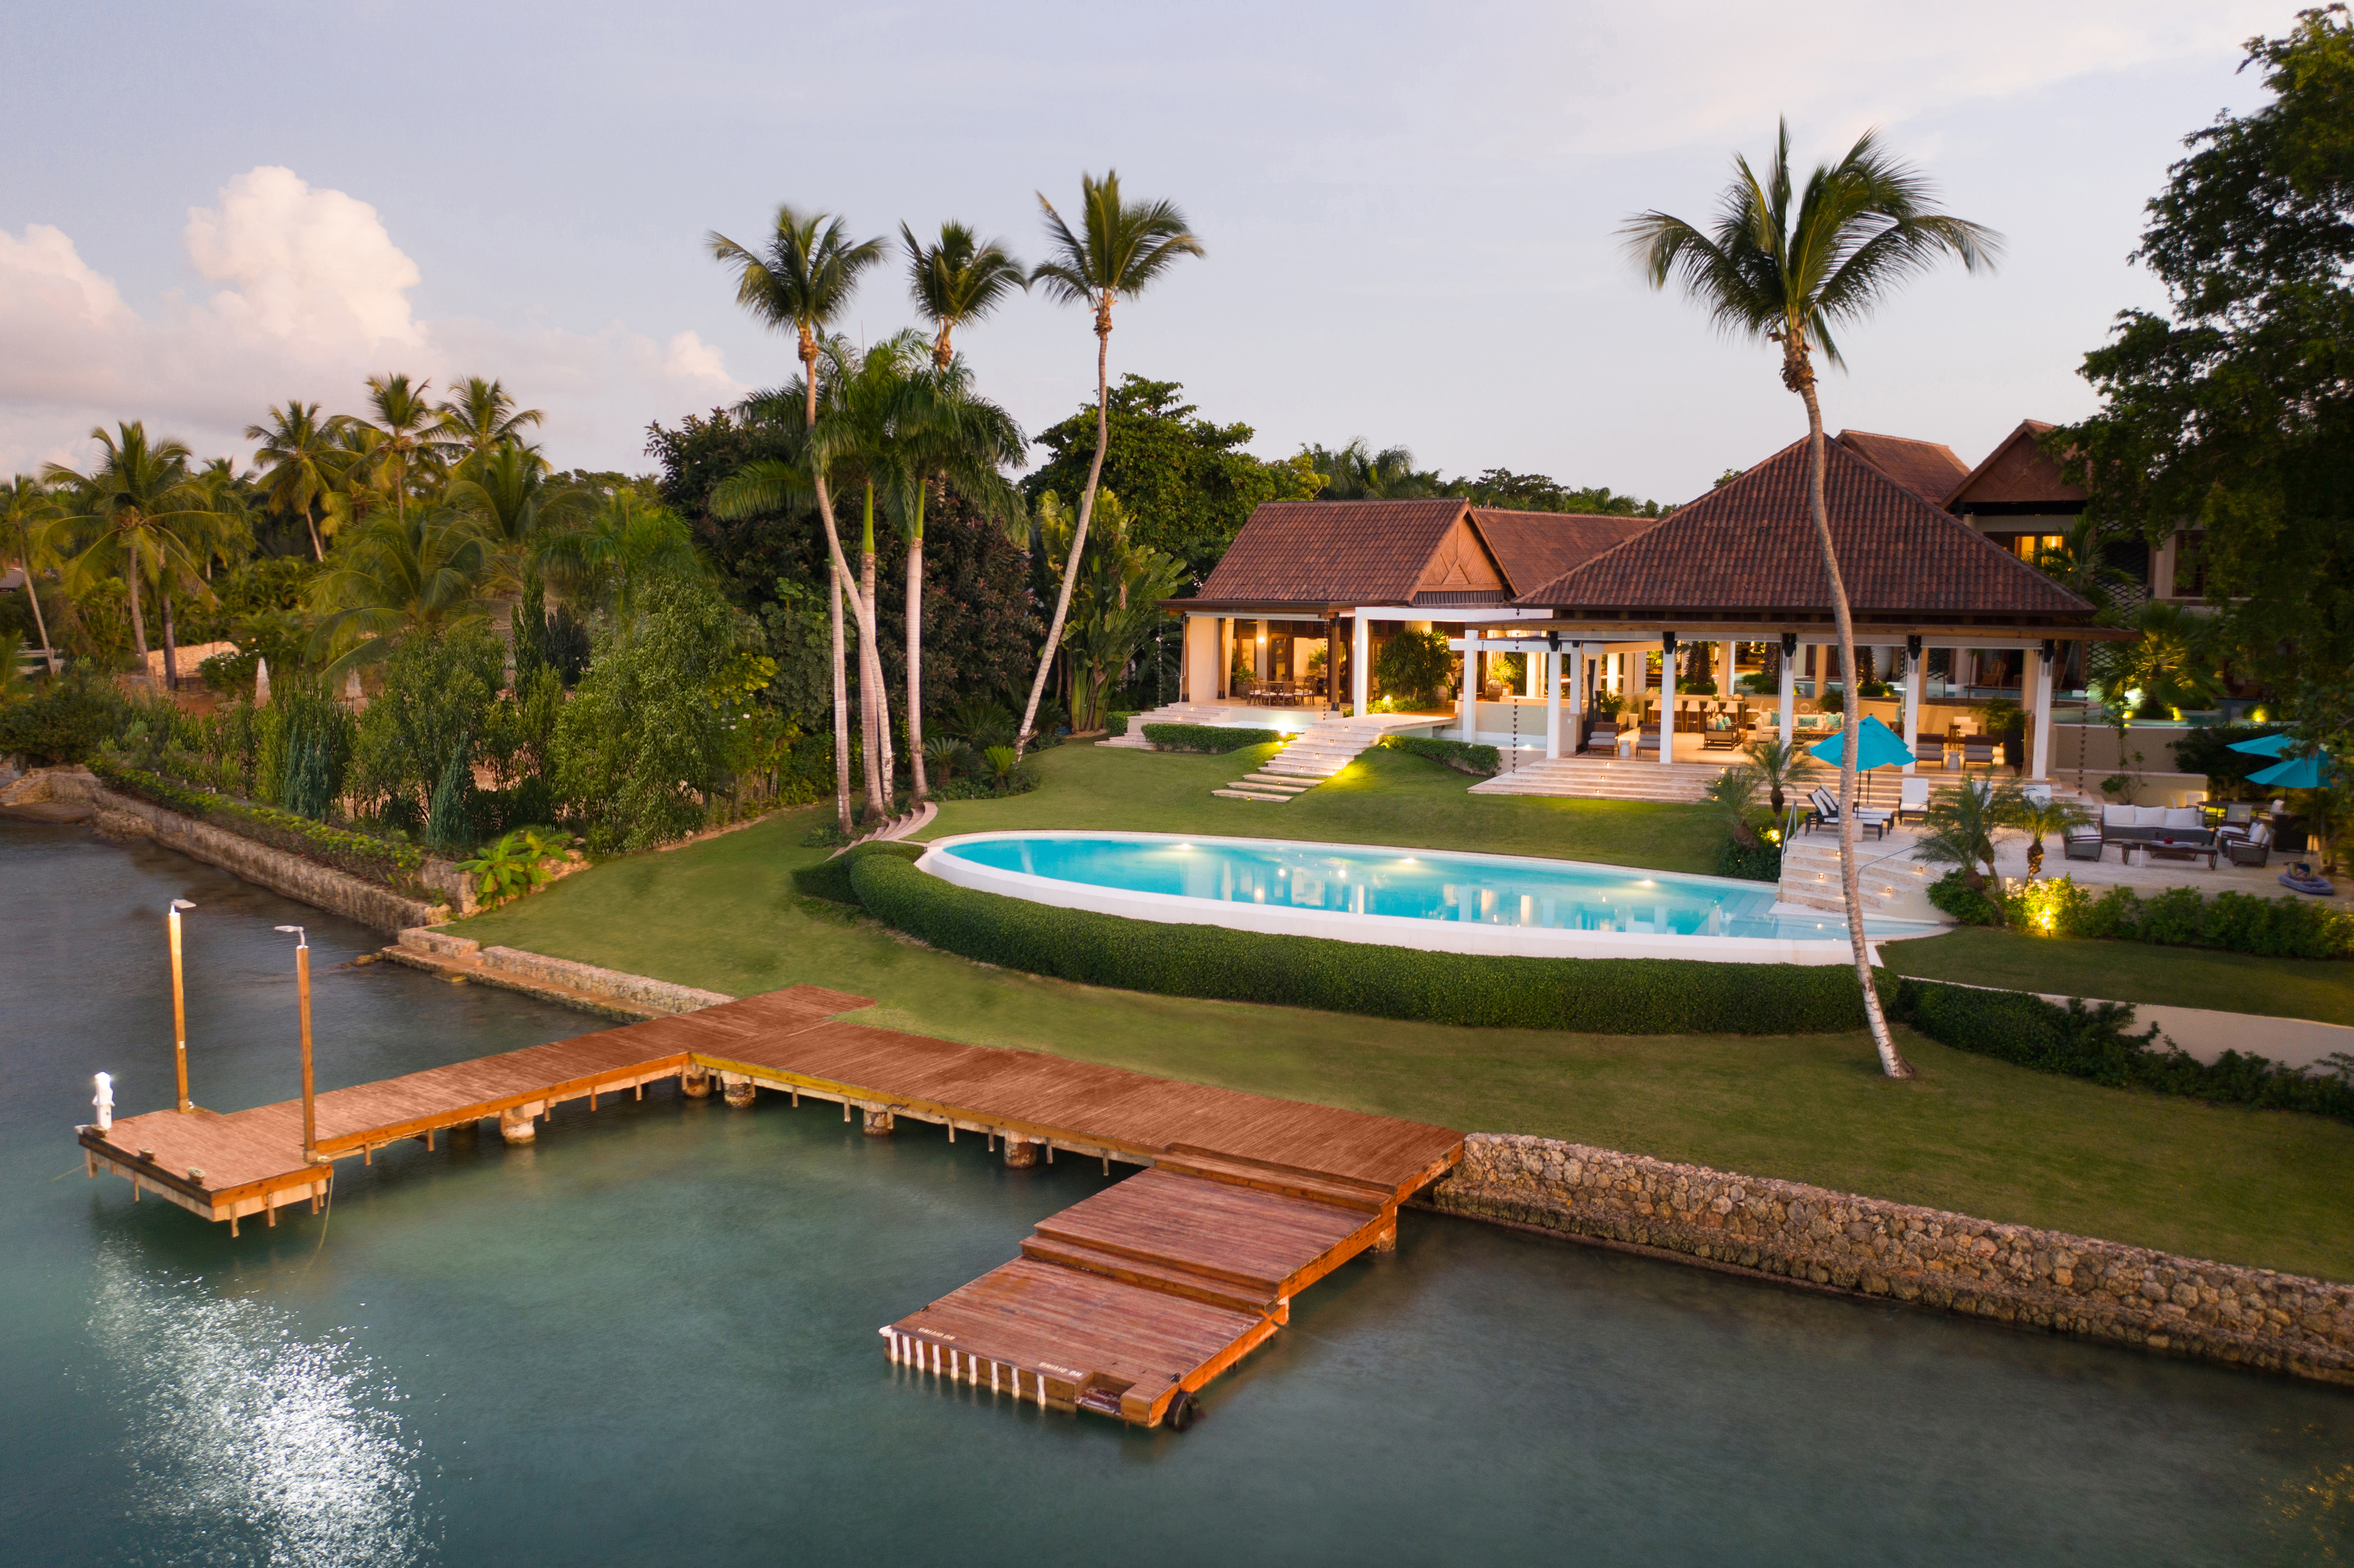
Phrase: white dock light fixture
[
  {"left": 274, "top": 926, "right": 321, "bottom": 1165},
  {"left": 92, "top": 1071, "right": 114, "bottom": 1133},
  {"left": 168, "top": 899, "right": 196, "bottom": 1111}
]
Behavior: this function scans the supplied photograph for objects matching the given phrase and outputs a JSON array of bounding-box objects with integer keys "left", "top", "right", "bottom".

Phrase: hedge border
[
  {"left": 93, "top": 762, "right": 432, "bottom": 896},
  {"left": 1140, "top": 723, "right": 1284, "bottom": 754},
  {"left": 1379, "top": 734, "right": 1500, "bottom": 777},
  {"left": 791, "top": 838, "right": 925, "bottom": 904}
]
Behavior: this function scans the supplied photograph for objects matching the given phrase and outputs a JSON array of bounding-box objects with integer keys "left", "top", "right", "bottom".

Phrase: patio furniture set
[
  {"left": 1233, "top": 676, "right": 1323, "bottom": 708},
  {"left": 2061, "top": 801, "right": 2280, "bottom": 870}
]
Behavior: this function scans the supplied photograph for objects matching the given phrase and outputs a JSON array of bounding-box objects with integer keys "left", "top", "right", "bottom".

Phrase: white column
[
  {"left": 1217, "top": 618, "right": 1233, "bottom": 700},
  {"left": 1659, "top": 635, "right": 1676, "bottom": 769},
  {"left": 1544, "top": 648, "right": 1563, "bottom": 759},
  {"left": 1902, "top": 645, "right": 1924, "bottom": 775},
  {"left": 1456, "top": 631, "right": 1475, "bottom": 740},
  {"left": 1718, "top": 640, "right": 1735, "bottom": 700},
  {"left": 1351, "top": 613, "right": 1371, "bottom": 714},
  {"left": 1778, "top": 641, "right": 1797, "bottom": 754},
  {"left": 2028, "top": 644, "right": 2054, "bottom": 781}
]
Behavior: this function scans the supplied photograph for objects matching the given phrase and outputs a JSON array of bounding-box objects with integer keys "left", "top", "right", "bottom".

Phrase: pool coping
[{"left": 915, "top": 830, "right": 1942, "bottom": 967}]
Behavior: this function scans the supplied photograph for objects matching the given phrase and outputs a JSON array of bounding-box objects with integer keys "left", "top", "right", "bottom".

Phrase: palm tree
[
  {"left": 1015, "top": 171, "right": 1204, "bottom": 755},
  {"left": 2002, "top": 792, "right": 2095, "bottom": 878},
  {"left": 245, "top": 400, "right": 345, "bottom": 560},
  {"left": 42, "top": 423, "right": 234, "bottom": 687},
  {"left": 1035, "top": 489, "right": 1183, "bottom": 732},
  {"left": 435, "top": 376, "right": 545, "bottom": 466},
  {"left": 1741, "top": 733, "right": 1820, "bottom": 823},
  {"left": 3, "top": 476, "right": 59, "bottom": 673},
  {"left": 902, "top": 221, "right": 1028, "bottom": 369},
  {"left": 535, "top": 491, "right": 703, "bottom": 633},
  {"left": 1625, "top": 121, "right": 2000, "bottom": 1080},
  {"left": 1307, "top": 439, "right": 1444, "bottom": 500},
  {"left": 352, "top": 373, "right": 442, "bottom": 525},
  {"left": 446, "top": 444, "right": 591, "bottom": 588},
  {"left": 1913, "top": 777, "right": 2015, "bottom": 910},
  {"left": 709, "top": 206, "right": 885, "bottom": 829},
  {"left": 1702, "top": 765, "right": 1767, "bottom": 846},
  {"left": 308, "top": 510, "right": 492, "bottom": 675}
]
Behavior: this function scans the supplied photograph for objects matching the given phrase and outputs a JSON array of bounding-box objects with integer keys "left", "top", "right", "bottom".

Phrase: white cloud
[{"left": 0, "top": 167, "right": 742, "bottom": 474}]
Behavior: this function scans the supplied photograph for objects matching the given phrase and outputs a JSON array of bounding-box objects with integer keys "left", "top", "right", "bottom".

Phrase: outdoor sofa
[{"left": 2097, "top": 804, "right": 2215, "bottom": 852}]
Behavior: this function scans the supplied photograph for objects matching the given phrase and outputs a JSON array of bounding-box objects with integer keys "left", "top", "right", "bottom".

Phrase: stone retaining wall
[
  {"left": 394, "top": 929, "right": 735, "bottom": 1014},
  {"left": 1430, "top": 1133, "right": 2354, "bottom": 1385},
  {"left": 32, "top": 769, "right": 445, "bottom": 933}
]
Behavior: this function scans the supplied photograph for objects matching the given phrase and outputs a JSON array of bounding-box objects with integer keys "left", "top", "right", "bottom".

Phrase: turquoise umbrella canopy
[
  {"left": 2229, "top": 732, "right": 2301, "bottom": 758},
  {"left": 1809, "top": 714, "right": 1914, "bottom": 771},
  {"left": 2250, "top": 752, "right": 2335, "bottom": 789}
]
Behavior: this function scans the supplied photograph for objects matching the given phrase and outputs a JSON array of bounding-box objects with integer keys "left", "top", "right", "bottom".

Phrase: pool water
[{"left": 935, "top": 832, "right": 1919, "bottom": 941}]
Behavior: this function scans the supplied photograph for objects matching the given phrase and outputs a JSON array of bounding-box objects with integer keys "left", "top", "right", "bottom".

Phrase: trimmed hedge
[
  {"left": 1959, "top": 871, "right": 2354, "bottom": 958},
  {"left": 791, "top": 838, "right": 925, "bottom": 904},
  {"left": 94, "top": 762, "right": 433, "bottom": 897},
  {"left": 1887, "top": 974, "right": 2354, "bottom": 1123},
  {"left": 1379, "top": 734, "right": 1500, "bottom": 777},
  {"left": 1141, "top": 723, "right": 1284, "bottom": 754},
  {"left": 846, "top": 852, "right": 1872, "bottom": 1033}
]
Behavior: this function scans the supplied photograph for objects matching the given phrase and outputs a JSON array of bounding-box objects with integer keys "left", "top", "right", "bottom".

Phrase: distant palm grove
[{"left": 0, "top": 170, "right": 1660, "bottom": 857}]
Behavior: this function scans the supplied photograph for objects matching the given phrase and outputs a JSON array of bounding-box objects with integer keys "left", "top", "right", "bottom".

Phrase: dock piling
[{"left": 862, "top": 1108, "right": 895, "bottom": 1136}]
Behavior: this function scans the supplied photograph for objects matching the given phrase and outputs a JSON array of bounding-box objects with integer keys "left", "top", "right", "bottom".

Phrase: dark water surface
[{"left": 3, "top": 819, "right": 2350, "bottom": 1566}]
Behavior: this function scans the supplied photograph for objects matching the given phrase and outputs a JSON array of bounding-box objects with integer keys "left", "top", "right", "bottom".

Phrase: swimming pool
[{"left": 917, "top": 832, "right": 1939, "bottom": 964}]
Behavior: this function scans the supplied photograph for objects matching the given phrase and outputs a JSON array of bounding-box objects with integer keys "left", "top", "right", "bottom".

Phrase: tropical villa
[{"left": 1159, "top": 425, "right": 2129, "bottom": 795}]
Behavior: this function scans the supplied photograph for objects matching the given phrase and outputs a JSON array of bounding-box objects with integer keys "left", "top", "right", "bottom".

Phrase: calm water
[
  {"left": 935, "top": 831, "right": 1924, "bottom": 940},
  {"left": 3, "top": 818, "right": 2349, "bottom": 1565}
]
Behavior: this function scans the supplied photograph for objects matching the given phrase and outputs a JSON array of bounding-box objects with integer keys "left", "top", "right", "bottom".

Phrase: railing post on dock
[{"left": 168, "top": 899, "right": 195, "bottom": 1112}]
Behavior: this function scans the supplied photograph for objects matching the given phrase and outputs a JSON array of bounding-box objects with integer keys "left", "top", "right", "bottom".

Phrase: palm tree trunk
[
  {"left": 906, "top": 486, "right": 929, "bottom": 800},
  {"left": 124, "top": 535, "right": 150, "bottom": 676},
  {"left": 829, "top": 558, "right": 851, "bottom": 834},
  {"left": 811, "top": 476, "right": 888, "bottom": 820},
  {"left": 1799, "top": 378, "right": 1911, "bottom": 1080},
  {"left": 859, "top": 484, "right": 892, "bottom": 809},
  {"left": 161, "top": 588, "right": 178, "bottom": 691},
  {"left": 1015, "top": 302, "right": 1113, "bottom": 756},
  {"left": 305, "top": 504, "right": 324, "bottom": 563},
  {"left": 17, "top": 523, "right": 56, "bottom": 673}
]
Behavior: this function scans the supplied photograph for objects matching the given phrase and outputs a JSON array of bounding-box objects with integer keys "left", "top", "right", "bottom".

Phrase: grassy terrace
[
  {"left": 1883, "top": 926, "right": 2354, "bottom": 1027},
  {"left": 457, "top": 743, "right": 2354, "bottom": 1281}
]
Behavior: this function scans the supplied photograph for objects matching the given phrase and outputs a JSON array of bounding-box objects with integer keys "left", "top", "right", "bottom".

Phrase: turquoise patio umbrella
[
  {"left": 2250, "top": 752, "right": 2335, "bottom": 789},
  {"left": 2229, "top": 732, "right": 2301, "bottom": 758},
  {"left": 1809, "top": 713, "right": 1914, "bottom": 771}
]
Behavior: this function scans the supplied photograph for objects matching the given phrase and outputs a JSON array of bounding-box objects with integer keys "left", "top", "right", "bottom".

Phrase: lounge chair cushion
[
  {"left": 2162, "top": 807, "right": 2203, "bottom": 831},
  {"left": 2102, "top": 804, "right": 2135, "bottom": 827},
  {"left": 2132, "top": 805, "right": 2167, "bottom": 828}
]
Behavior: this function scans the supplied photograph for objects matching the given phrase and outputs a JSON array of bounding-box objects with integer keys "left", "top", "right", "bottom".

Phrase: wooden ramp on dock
[{"left": 78, "top": 985, "right": 1460, "bottom": 1428}]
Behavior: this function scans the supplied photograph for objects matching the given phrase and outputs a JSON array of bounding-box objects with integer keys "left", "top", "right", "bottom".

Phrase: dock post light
[
  {"left": 168, "top": 899, "right": 196, "bottom": 1111},
  {"left": 93, "top": 1071, "right": 113, "bottom": 1133},
  {"left": 274, "top": 926, "right": 321, "bottom": 1164}
]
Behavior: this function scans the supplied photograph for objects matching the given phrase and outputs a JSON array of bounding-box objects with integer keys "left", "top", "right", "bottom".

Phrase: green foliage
[
  {"left": 456, "top": 828, "right": 570, "bottom": 908},
  {"left": 427, "top": 745, "right": 475, "bottom": 850},
  {"left": 353, "top": 622, "right": 504, "bottom": 829},
  {"left": 554, "top": 577, "right": 740, "bottom": 851},
  {"left": 1887, "top": 975, "right": 2354, "bottom": 1123},
  {"left": 1817, "top": 688, "right": 1844, "bottom": 714},
  {"left": 276, "top": 689, "right": 355, "bottom": 818},
  {"left": 1998, "top": 874, "right": 2354, "bottom": 959},
  {"left": 95, "top": 761, "right": 430, "bottom": 896},
  {"left": 1676, "top": 678, "right": 1718, "bottom": 695},
  {"left": 845, "top": 853, "right": 1875, "bottom": 1033},
  {"left": 789, "top": 838, "right": 925, "bottom": 903},
  {"left": 1373, "top": 627, "right": 1454, "bottom": 708},
  {"left": 1450, "top": 469, "right": 1663, "bottom": 516},
  {"left": 0, "top": 678, "right": 122, "bottom": 764},
  {"left": 1378, "top": 734, "right": 1500, "bottom": 777},
  {"left": 1717, "top": 838, "right": 1782, "bottom": 881},
  {"left": 1927, "top": 870, "right": 2008, "bottom": 926},
  {"left": 1141, "top": 723, "right": 1285, "bottom": 753}
]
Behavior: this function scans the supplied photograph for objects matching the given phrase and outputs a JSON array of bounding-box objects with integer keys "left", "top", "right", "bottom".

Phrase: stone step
[
  {"left": 1238, "top": 775, "right": 1311, "bottom": 792},
  {"left": 1212, "top": 788, "right": 1292, "bottom": 802}
]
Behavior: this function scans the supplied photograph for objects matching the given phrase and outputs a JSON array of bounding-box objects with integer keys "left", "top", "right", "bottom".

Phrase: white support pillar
[
  {"left": 1659, "top": 634, "right": 1677, "bottom": 769},
  {"left": 1456, "top": 629, "right": 1475, "bottom": 740},
  {"left": 2028, "top": 642, "right": 2054, "bottom": 781},
  {"left": 1902, "top": 641, "right": 1924, "bottom": 775},
  {"left": 1217, "top": 617, "right": 1233, "bottom": 700},
  {"left": 1718, "top": 640, "right": 1735, "bottom": 701},
  {"left": 1351, "top": 613, "right": 1371, "bottom": 714},
  {"left": 1544, "top": 647, "right": 1563, "bottom": 759},
  {"left": 1778, "top": 639, "right": 1798, "bottom": 756}
]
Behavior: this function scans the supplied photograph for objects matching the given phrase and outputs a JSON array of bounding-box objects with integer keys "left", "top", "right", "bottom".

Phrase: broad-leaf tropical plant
[
  {"left": 1015, "top": 171, "right": 1203, "bottom": 755},
  {"left": 1625, "top": 121, "right": 2000, "bottom": 1079}
]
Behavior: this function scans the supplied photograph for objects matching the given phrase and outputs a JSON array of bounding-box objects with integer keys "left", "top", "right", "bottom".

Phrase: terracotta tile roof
[
  {"left": 1190, "top": 500, "right": 1473, "bottom": 606},
  {"left": 1943, "top": 419, "right": 2086, "bottom": 510},
  {"left": 1834, "top": 430, "right": 1969, "bottom": 505},
  {"left": 1468, "top": 510, "right": 1659, "bottom": 597},
  {"left": 1513, "top": 436, "right": 2098, "bottom": 621}
]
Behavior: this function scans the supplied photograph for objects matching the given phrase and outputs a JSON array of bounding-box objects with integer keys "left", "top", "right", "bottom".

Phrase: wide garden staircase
[
  {"left": 1102, "top": 705, "right": 1439, "bottom": 803},
  {"left": 1467, "top": 756, "right": 1734, "bottom": 803}
]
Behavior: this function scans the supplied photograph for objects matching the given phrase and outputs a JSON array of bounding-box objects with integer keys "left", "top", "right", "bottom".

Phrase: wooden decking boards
[{"left": 78, "top": 984, "right": 1460, "bottom": 1428}]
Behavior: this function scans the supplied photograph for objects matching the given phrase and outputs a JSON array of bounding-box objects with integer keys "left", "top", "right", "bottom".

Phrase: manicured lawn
[
  {"left": 923, "top": 740, "right": 1727, "bottom": 874},
  {"left": 1882, "top": 926, "right": 2354, "bottom": 1026},
  {"left": 459, "top": 803, "right": 2354, "bottom": 1282}
]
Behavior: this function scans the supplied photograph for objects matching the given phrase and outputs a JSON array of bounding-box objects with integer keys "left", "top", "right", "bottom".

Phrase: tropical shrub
[
  {"left": 1141, "top": 723, "right": 1283, "bottom": 753},
  {"left": 95, "top": 762, "right": 432, "bottom": 896},
  {"left": 1717, "top": 839, "right": 1781, "bottom": 881},
  {"left": 1373, "top": 627, "right": 1454, "bottom": 708},
  {"left": 352, "top": 623, "right": 504, "bottom": 832},
  {"left": 0, "top": 679, "right": 122, "bottom": 764},
  {"left": 1926, "top": 870, "right": 2006, "bottom": 926},
  {"left": 456, "top": 828, "right": 570, "bottom": 908},
  {"left": 1378, "top": 734, "right": 1500, "bottom": 776},
  {"left": 1999, "top": 875, "right": 2354, "bottom": 959}
]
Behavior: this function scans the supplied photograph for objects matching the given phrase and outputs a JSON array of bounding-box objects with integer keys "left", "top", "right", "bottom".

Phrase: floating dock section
[{"left": 79, "top": 986, "right": 1460, "bottom": 1428}]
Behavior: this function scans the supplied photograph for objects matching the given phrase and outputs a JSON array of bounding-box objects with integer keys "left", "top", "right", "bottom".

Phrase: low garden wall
[
  {"left": 391, "top": 928, "right": 735, "bottom": 1015},
  {"left": 1429, "top": 1133, "right": 2354, "bottom": 1385},
  {"left": 33, "top": 768, "right": 447, "bottom": 933}
]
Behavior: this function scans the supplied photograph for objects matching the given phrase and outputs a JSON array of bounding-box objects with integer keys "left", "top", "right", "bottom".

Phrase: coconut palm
[
  {"left": 435, "top": 376, "right": 545, "bottom": 466},
  {"left": 1702, "top": 765, "right": 1767, "bottom": 846},
  {"left": 1036, "top": 489, "right": 1184, "bottom": 733},
  {"left": 1307, "top": 439, "right": 1445, "bottom": 500},
  {"left": 2104, "top": 599, "right": 2223, "bottom": 717},
  {"left": 350, "top": 373, "right": 442, "bottom": 525},
  {"left": 709, "top": 206, "right": 885, "bottom": 829},
  {"left": 245, "top": 400, "right": 345, "bottom": 560},
  {"left": 1741, "top": 733, "right": 1821, "bottom": 822},
  {"left": 446, "top": 444, "right": 591, "bottom": 587},
  {"left": 1015, "top": 171, "right": 1203, "bottom": 755},
  {"left": 1913, "top": 777, "right": 2017, "bottom": 909},
  {"left": 308, "top": 510, "right": 492, "bottom": 675},
  {"left": 3, "top": 476, "right": 60, "bottom": 673},
  {"left": 1625, "top": 121, "right": 2000, "bottom": 1080},
  {"left": 902, "top": 221, "right": 1028, "bottom": 369},
  {"left": 42, "top": 423, "right": 234, "bottom": 687},
  {"left": 535, "top": 491, "right": 703, "bottom": 633}
]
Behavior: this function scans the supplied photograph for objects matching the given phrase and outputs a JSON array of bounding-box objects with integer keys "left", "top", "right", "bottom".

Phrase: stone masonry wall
[
  {"left": 1431, "top": 1133, "right": 2354, "bottom": 1385},
  {"left": 36, "top": 769, "right": 445, "bottom": 933},
  {"left": 394, "top": 929, "right": 735, "bottom": 1015}
]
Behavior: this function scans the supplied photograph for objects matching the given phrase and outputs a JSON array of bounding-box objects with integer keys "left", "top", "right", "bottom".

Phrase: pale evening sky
[{"left": 0, "top": 1, "right": 2281, "bottom": 506}]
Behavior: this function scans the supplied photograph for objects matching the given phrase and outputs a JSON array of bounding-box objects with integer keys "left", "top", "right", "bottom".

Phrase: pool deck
[{"left": 78, "top": 985, "right": 1461, "bottom": 1430}]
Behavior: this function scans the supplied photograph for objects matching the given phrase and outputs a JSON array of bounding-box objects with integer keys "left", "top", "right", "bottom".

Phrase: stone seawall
[
  {"left": 32, "top": 769, "right": 446, "bottom": 933},
  {"left": 1430, "top": 1133, "right": 2354, "bottom": 1386},
  {"left": 389, "top": 928, "right": 735, "bottom": 1017}
]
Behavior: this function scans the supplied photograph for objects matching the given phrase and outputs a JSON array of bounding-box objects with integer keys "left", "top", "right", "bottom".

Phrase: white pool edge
[{"left": 913, "top": 830, "right": 1942, "bottom": 967}]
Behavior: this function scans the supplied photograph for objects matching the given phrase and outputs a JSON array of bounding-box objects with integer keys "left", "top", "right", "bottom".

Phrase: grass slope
[
  {"left": 458, "top": 801, "right": 2354, "bottom": 1282},
  {"left": 1882, "top": 927, "right": 2354, "bottom": 1027}
]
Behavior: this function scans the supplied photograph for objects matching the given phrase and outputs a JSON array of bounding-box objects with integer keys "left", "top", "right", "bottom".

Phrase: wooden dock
[{"left": 79, "top": 985, "right": 1461, "bottom": 1428}]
